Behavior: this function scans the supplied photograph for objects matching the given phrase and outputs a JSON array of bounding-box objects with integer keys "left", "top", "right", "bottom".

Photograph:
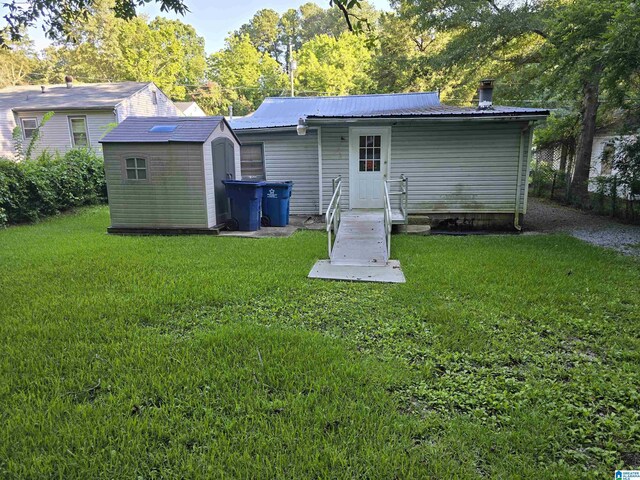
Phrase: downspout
[
  {"left": 317, "top": 127, "right": 323, "bottom": 215},
  {"left": 514, "top": 123, "right": 531, "bottom": 230}
]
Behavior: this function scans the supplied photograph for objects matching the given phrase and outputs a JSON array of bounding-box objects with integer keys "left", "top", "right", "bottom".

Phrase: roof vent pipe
[
  {"left": 478, "top": 79, "right": 494, "bottom": 110},
  {"left": 40, "top": 85, "right": 46, "bottom": 94},
  {"left": 65, "top": 75, "right": 73, "bottom": 88},
  {"left": 228, "top": 105, "right": 233, "bottom": 121}
]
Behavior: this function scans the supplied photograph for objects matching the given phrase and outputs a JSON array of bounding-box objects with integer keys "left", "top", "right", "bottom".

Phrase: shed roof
[
  {"left": 100, "top": 116, "right": 227, "bottom": 144},
  {"left": 229, "top": 92, "right": 549, "bottom": 130},
  {"left": 0, "top": 82, "right": 152, "bottom": 112}
]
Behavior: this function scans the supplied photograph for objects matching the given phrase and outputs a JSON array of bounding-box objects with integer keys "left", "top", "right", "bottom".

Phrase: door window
[{"left": 358, "top": 135, "right": 381, "bottom": 172}]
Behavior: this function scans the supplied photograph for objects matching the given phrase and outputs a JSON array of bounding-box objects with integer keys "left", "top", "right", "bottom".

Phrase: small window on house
[
  {"left": 358, "top": 135, "right": 381, "bottom": 172},
  {"left": 151, "top": 91, "right": 158, "bottom": 105},
  {"left": 601, "top": 143, "right": 615, "bottom": 175},
  {"left": 68, "top": 116, "right": 89, "bottom": 147},
  {"left": 240, "top": 144, "right": 265, "bottom": 180},
  {"left": 125, "top": 157, "right": 147, "bottom": 180},
  {"left": 21, "top": 118, "right": 37, "bottom": 139}
]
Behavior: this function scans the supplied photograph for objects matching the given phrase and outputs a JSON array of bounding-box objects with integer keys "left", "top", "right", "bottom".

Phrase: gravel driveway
[{"left": 524, "top": 197, "right": 640, "bottom": 256}]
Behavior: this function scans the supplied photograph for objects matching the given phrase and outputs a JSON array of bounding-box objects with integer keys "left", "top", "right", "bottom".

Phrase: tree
[
  {"left": 392, "top": 0, "right": 640, "bottom": 206},
  {"left": 236, "top": 9, "right": 281, "bottom": 61},
  {"left": 1, "top": 0, "right": 188, "bottom": 47},
  {"left": 35, "top": 1, "right": 206, "bottom": 99},
  {"left": 295, "top": 32, "right": 374, "bottom": 95},
  {"left": 207, "top": 34, "right": 287, "bottom": 115},
  {"left": 0, "top": 36, "right": 38, "bottom": 88}
]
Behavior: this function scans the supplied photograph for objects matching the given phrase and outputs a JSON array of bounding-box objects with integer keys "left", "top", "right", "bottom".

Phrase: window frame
[
  {"left": 240, "top": 143, "right": 266, "bottom": 180},
  {"left": 122, "top": 156, "right": 150, "bottom": 183},
  {"left": 358, "top": 135, "right": 382, "bottom": 173},
  {"left": 151, "top": 90, "right": 158, "bottom": 105},
  {"left": 67, "top": 115, "right": 90, "bottom": 148},
  {"left": 21, "top": 117, "right": 38, "bottom": 140}
]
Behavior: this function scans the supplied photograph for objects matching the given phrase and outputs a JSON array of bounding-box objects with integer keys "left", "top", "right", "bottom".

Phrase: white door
[{"left": 349, "top": 127, "right": 390, "bottom": 209}]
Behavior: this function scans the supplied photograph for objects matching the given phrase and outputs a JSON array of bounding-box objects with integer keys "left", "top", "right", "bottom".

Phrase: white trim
[
  {"left": 67, "top": 115, "right": 90, "bottom": 148},
  {"left": 348, "top": 126, "right": 391, "bottom": 210},
  {"left": 523, "top": 126, "right": 534, "bottom": 214},
  {"left": 317, "top": 126, "right": 323, "bottom": 214}
]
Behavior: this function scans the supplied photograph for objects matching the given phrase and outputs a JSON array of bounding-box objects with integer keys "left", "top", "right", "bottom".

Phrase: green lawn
[{"left": 1, "top": 207, "right": 639, "bottom": 479}]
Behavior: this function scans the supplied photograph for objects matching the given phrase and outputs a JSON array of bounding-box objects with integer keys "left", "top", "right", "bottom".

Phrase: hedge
[{"left": 0, "top": 149, "right": 107, "bottom": 226}]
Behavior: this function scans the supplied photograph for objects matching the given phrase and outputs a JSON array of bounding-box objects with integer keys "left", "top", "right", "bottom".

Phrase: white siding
[
  {"left": 14, "top": 110, "right": 116, "bottom": 157},
  {"left": 236, "top": 130, "right": 319, "bottom": 215},
  {"left": 321, "top": 126, "right": 350, "bottom": 213},
  {"left": 115, "top": 83, "right": 180, "bottom": 120},
  {"left": 104, "top": 143, "right": 208, "bottom": 228},
  {"left": 0, "top": 107, "right": 17, "bottom": 158},
  {"left": 388, "top": 121, "right": 531, "bottom": 214},
  {"left": 202, "top": 123, "right": 242, "bottom": 227}
]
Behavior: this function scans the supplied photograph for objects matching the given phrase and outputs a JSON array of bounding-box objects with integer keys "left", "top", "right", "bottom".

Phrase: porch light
[{"left": 296, "top": 117, "right": 307, "bottom": 136}]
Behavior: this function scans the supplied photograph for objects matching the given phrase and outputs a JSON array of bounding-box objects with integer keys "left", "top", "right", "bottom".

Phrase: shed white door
[{"left": 349, "top": 127, "right": 390, "bottom": 209}]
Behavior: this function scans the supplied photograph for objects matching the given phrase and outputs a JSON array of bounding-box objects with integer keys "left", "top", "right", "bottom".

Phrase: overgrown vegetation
[
  {"left": 0, "top": 149, "right": 106, "bottom": 226},
  {"left": 0, "top": 208, "right": 639, "bottom": 477}
]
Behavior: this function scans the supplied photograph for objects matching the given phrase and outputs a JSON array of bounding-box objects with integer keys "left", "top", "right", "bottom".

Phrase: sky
[{"left": 26, "top": 0, "right": 392, "bottom": 54}]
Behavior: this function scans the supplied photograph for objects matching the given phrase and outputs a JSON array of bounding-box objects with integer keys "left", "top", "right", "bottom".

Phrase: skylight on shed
[{"left": 149, "top": 125, "right": 177, "bottom": 133}]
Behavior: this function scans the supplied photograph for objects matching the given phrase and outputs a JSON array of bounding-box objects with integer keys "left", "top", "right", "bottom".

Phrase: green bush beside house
[{"left": 0, "top": 149, "right": 107, "bottom": 226}]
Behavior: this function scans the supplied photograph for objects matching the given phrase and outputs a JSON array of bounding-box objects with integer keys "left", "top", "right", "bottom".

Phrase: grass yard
[{"left": 1, "top": 207, "right": 639, "bottom": 479}]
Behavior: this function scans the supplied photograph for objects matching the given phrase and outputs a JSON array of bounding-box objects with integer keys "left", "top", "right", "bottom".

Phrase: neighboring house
[
  {"left": 100, "top": 116, "right": 241, "bottom": 232},
  {"left": 175, "top": 101, "right": 206, "bottom": 117},
  {"left": 230, "top": 81, "right": 549, "bottom": 229},
  {"left": 0, "top": 80, "right": 180, "bottom": 159}
]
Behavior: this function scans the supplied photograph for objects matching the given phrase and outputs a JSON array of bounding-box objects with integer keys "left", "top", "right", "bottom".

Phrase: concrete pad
[
  {"left": 397, "top": 224, "right": 431, "bottom": 235},
  {"left": 308, "top": 260, "right": 406, "bottom": 283},
  {"left": 219, "top": 225, "right": 298, "bottom": 238}
]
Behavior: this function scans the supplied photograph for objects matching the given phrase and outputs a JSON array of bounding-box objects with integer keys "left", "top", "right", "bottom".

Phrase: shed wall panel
[
  {"left": 104, "top": 143, "right": 208, "bottom": 228},
  {"left": 203, "top": 123, "right": 242, "bottom": 227},
  {"left": 236, "top": 130, "right": 319, "bottom": 215}
]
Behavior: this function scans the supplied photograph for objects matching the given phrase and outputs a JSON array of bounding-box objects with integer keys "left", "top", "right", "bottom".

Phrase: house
[
  {"left": 100, "top": 116, "right": 240, "bottom": 233},
  {"left": 175, "top": 101, "right": 206, "bottom": 117},
  {"left": 230, "top": 81, "right": 549, "bottom": 229},
  {"left": 0, "top": 80, "right": 180, "bottom": 159}
]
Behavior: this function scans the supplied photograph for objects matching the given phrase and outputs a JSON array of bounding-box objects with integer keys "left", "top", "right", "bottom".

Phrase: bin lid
[{"left": 222, "top": 180, "right": 267, "bottom": 186}]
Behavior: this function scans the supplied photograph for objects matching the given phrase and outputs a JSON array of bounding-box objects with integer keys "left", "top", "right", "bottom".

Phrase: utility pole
[{"left": 289, "top": 42, "right": 296, "bottom": 97}]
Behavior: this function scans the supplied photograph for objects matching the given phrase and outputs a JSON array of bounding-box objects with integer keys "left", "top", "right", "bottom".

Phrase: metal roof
[
  {"left": 229, "top": 93, "right": 549, "bottom": 130},
  {"left": 0, "top": 82, "right": 152, "bottom": 112},
  {"left": 100, "top": 116, "right": 226, "bottom": 143}
]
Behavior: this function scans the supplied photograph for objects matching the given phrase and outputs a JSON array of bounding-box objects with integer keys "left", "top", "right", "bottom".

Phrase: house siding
[
  {"left": 389, "top": 121, "right": 531, "bottom": 214},
  {"left": 236, "top": 130, "right": 319, "bottom": 215},
  {"left": 104, "top": 142, "right": 208, "bottom": 228},
  {"left": 115, "top": 84, "right": 179, "bottom": 120},
  {"left": 14, "top": 110, "right": 116, "bottom": 157},
  {"left": 202, "top": 123, "right": 242, "bottom": 227},
  {"left": 321, "top": 126, "right": 350, "bottom": 213}
]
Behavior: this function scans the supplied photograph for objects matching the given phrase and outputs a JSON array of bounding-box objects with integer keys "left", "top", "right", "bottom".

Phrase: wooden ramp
[{"left": 309, "top": 210, "right": 405, "bottom": 283}]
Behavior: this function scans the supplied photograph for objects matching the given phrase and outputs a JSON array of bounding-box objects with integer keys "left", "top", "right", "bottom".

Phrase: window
[
  {"left": 125, "top": 157, "right": 147, "bottom": 180},
  {"left": 601, "top": 143, "right": 615, "bottom": 175},
  {"left": 151, "top": 91, "right": 158, "bottom": 105},
  {"left": 149, "top": 125, "right": 177, "bottom": 133},
  {"left": 240, "top": 144, "right": 265, "bottom": 180},
  {"left": 68, "top": 116, "right": 89, "bottom": 147},
  {"left": 21, "top": 118, "right": 37, "bottom": 139},
  {"left": 358, "top": 135, "right": 381, "bottom": 172}
]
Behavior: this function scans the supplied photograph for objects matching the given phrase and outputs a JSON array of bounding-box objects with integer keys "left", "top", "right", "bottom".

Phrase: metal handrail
[
  {"left": 400, "top": 175, "right": 408, "bottom": 224},
  {"left": 383, "top": 181, "right": 392, "bottom": 259},
  {"left": 326, "top": 175, "right": 342, "bottom": 257}
]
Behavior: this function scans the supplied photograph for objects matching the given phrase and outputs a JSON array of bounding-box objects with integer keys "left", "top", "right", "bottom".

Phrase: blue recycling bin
[
  {"left": 222, "top": 180, "right": 266, "bottom": 231},
  {"left": 261, "top": 181, "right": 293, "bottom": 227}
]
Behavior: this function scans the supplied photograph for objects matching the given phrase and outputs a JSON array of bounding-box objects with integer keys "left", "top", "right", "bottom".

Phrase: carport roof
[
  {"left": 100, "top": 116, "right": 230, "bottom": 143},
  {"left": 229, "top": 93, "right": 549, "bottom": 130}
]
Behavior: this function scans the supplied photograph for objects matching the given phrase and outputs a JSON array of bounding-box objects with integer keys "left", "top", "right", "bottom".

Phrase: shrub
[{"left": 0, "top": 149, "right": 106, "bottom": 226}]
